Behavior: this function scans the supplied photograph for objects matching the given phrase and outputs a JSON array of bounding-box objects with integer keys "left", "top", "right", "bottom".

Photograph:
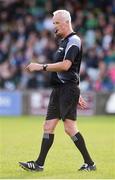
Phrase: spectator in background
[{"left": 0, "top": 0, "right": 115, "bottom": 91}]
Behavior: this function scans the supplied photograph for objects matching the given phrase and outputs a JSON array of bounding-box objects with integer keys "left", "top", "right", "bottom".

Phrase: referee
[{"left": 19, "top": 10, "right": 96, "bottom": 171}]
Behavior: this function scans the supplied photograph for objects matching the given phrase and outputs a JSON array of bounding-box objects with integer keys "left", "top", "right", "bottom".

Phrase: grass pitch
[{"left": 0, "top": 115, "right": 115, "bottom": 179}]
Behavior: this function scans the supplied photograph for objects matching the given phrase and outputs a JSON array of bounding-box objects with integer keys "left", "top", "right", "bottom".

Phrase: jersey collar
[{"left": 63, "top": 32, "right": 76, "bottom": 40}]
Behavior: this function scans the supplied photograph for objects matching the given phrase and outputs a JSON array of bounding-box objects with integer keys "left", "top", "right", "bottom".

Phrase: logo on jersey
[{"left": 57, "top": 47, "right": 64, "bottom": 52}]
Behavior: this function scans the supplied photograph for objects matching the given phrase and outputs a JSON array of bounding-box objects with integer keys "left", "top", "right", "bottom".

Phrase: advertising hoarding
[{"left": 0, "top": 91, "right": 22, "bottom": 115}]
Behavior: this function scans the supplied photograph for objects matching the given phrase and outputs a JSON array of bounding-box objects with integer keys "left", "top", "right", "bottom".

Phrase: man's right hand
[{"left": 25, "top": 63, "right": 42, "bottom": 72}]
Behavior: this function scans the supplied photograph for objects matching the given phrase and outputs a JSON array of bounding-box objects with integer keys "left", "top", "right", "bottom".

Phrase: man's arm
[{"left": 25, "top": 59, "right": 72, "bottom": 72}]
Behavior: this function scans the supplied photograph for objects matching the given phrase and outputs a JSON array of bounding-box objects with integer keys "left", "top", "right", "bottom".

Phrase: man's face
[{"left": 53, "top": 14, "right": 67, "bottom": 38}]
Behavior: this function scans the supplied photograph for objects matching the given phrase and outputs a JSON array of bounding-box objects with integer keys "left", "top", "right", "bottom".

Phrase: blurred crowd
[{"left": 0, "top": 0, "right": 115, "bottom": 91}]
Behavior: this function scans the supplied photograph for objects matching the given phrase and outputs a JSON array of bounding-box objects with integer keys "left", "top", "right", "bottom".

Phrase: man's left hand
[{"left": 78, "top": 96, "right": 87, "bottom": 109}]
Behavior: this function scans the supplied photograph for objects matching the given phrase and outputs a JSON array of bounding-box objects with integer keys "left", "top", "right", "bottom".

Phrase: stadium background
[{"left": 0, "top": 0, "right": 115, "bottom": 179}]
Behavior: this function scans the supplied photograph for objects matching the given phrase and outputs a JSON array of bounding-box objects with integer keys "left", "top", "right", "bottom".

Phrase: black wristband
[{"left": 43, "top": 64, "right": 48, "bottom": 71}]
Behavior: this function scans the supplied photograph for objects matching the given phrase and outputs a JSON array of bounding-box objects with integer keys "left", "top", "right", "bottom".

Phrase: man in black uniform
[{"left": 19, "top": 10, "right": 96, "bottom": 171}]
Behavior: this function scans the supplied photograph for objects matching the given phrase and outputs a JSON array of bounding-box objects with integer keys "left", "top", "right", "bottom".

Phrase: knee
[
  {"left": 43, "top": 122, "right": 55, "bottom": 133},
  {"left": 64, "top": 126, "right": 72, "bottom": 136},
  {"left": 64, "top": 125, "right": 78, "bottom": 136}
]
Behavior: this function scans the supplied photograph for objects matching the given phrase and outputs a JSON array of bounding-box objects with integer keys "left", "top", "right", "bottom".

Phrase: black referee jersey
[{"left": 50, "top": 32, "right": 82, "bottom": 87}]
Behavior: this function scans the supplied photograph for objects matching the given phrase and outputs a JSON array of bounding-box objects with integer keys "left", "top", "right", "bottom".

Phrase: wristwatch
[{"left": 43, "top": 64, "right": 48, "bottom": 71}]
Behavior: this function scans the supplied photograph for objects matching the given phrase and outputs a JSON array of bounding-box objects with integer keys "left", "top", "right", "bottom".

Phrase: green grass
[{"left": 0, "top": 115, "right": 115, "bottom": 179}]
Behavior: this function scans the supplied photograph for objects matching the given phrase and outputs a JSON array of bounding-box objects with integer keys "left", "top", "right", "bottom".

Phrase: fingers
[
  {"left": 81, "top": 100, "right": 87, "bottom": 108},
  {"left": 78, "top": 97, "right": 88, "bottom": 109},
  {"left": 24, "top": 65, "right": 30, "bottom": 72},
  {"left": 24, "top": 63, "right": 33, "bottom": 72},
  {"left": 78, "top": 102, "right": 87, "bottom": 109}
]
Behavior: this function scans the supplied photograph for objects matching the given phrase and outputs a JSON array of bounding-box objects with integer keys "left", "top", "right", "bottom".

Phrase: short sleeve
[
  {"left": 63, "top": 35, "right": 81, "bottom": 63},
  {"left": 64, "top": 45, "right": 79, "bottom": 63}
]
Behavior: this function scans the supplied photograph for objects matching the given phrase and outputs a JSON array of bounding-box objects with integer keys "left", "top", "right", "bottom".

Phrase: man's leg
[
  {"left": 19, "top": 119, "right": 59, "bottom": 171},
  {"left": 19, "top": 87, "right": 61, "bottom": 171},
  {"left": 35, "top": 119, "right": 59, "bottom": 166},
  {"left": 64, "top": 119, "right": 96, "bottom": 171},
  {"left": 36, "top": 87, "right": 60, "bottom": 167}
]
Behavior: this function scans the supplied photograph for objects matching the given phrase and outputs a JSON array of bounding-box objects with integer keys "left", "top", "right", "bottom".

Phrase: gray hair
[{"left": 53, "top": 10, "right": 71, "bottom": 22}]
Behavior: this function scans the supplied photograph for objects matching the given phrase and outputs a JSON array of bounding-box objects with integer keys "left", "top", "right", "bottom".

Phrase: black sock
[
  {"left": 71, "top": 132, "right": 94, "bottom": 165},
  {"left": 36, "top": 133, "right": 54, "bottom": 166}
]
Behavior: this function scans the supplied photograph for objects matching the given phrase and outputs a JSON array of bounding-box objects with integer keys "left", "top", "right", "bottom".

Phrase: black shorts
[{"left": 46, "top": 83, "right": 80, "bottom": 121}]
